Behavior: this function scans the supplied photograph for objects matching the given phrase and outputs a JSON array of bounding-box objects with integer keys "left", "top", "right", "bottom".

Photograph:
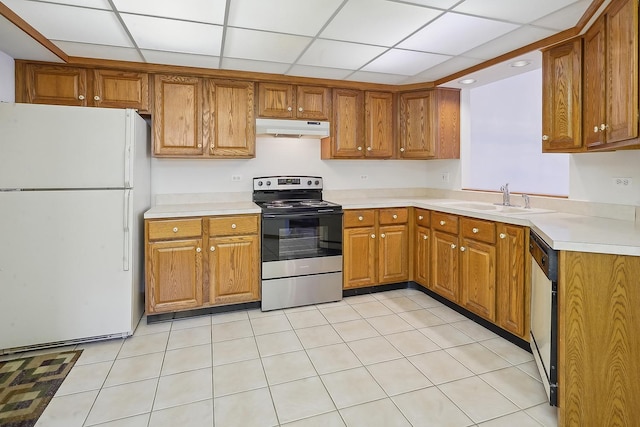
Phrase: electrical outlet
[
  {"left": 360, "top": 175, "right": 368, "bottom": 180},
  {"left": 440, "top": 172, "right": 450, "bottom": 183},
  {"left": 612, "top": 177, "right": 632, "bottom": 187},
  {"left": 231, "top": 175, "right": 242, "bottom": 182}
]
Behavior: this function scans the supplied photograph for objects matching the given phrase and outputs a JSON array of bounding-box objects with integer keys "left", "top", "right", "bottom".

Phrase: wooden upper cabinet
[
  {"left": 399, "top": 88, "right": 460, "bottom": 159},
  {"left": 364, "top": 91, "right": 394, "bottom": 158},
  {"left": 322, "top": 88, "right": 365, "bottom": 158},
  {"left": 20, "top": 63, "right": 88, "bottom": 106},
  {"left": 257, "top": 82, "right": 330, "bottom": 120},
  {"left": 584, "top": 0, "right": 639, "bottom": 150},
  {"left": 153, "top": 74, "right": 203, "bottom": 156},
  {"left": 16, "top": 62, "right": 149, "bottom": 111},
  {"left": 93, "top": 69, "right": 149, "bottom": 112},
  {"left": 542, "top": 38, "right": 583, "bottom": 152},
  {"left": 205, "top": 79, "right": 255, "bottom": 158}
]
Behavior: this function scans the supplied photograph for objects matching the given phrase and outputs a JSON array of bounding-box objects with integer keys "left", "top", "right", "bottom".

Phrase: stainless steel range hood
[{"left": 255, "top": 118, "right": 330, "bottom": 138}]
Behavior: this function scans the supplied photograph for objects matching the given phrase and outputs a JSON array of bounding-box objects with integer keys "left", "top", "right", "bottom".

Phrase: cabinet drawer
[
  {"left": 461, "top": 217, "right": 495, "bottom": 244},
  {"left": 148, "top": 218, "right": 202, "bottom": 240},
  {"left": 414, "top": 209, "right": 431, "bottom": 227},
  {"left": 209, "top": 215, "right": 258, "bottom": 236},
  {"left": 344, "top": 210, "right": 375, "bottom": 228},
  {"left": 379, "top": 208, "right": 408, "bottom": 225},
  {"left": 431, "top": 212, "right": 459, "bottom": 234}
]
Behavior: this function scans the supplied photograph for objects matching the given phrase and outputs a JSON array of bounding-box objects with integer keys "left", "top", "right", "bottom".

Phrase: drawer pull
[
  {"left": 440, "top": 220, "right": 446, "bottom": 226},
  {"left": 371, "top": 234, "right": 376, "bottom": 239},
  {"left": 94, "top": 95, "right": 101, "bottom": 101},
  {"left": 357, "top": 146, "right": 363, "bottom": 151},
  {"left": 298, "top": 107, "right": 303, "bottom": 112},
  {"left": 418, "top": 215, "right": 424, "bottom": 220},
  {"left": 231, "top": 223, "right": 237, "bottom": 229},
  {"left": 210, "top": 246, "right": 215, "bottom": 251},
  {"left": 381, "top": 233, "right": 386, "bottom": 238},
  {"left": 450, "top": 244, "right": 457, "bottom": 249},
  {"left": 422, "top": 235, "right": 428, "bottom": 240},
  {"left": 392, "top": 214, "right": 398, "bottom": 219},
  {"left": 196, "top": 247, "right": 202, "bottom": 253},
  {"left": 78, "top": 95, "right": 85, "bottom": 101},
  {"left": 472, "top": 227, "right": 479, "bottom": 234},
  {"left": 287, "top": 106, "right": 292, "bottom": 112},
  {"left": 499, "top": 233, "right": 506, "bottom": 239},
  {"left": 367, "top": 146, "right": 372, "bottom": 151},
  {"left": 358, "top": 216, "right": 364, "bottom": 221},
  {"left": 173, "top": 227, "right": 178, "bottom": 233},
  {"left": 460, "top": 246, "right": 466, "bottom": 252}
]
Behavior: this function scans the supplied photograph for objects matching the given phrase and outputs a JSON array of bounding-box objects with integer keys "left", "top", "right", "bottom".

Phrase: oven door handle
[{"left": 263, "top": 211, "right": 343, "bottom": 219}]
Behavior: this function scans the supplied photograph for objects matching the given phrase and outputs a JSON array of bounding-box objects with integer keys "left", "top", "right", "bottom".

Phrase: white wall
[
  {"left": 0, "top": 51, "right": 15, "bottom": 102},
  {"left": 151, "top": 137, "right": 460, "bottom": 195}
]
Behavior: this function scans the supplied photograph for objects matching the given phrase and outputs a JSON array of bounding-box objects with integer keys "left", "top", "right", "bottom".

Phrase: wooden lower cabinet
[
  {"left": 431, "top": 229, "right": 460, "bottom": 302},
  {"left": 145, "top": 214, "right": 260, "bottom": 314},
  {"left": 343, "top": 208, "right": 408, "bottom": 289}
]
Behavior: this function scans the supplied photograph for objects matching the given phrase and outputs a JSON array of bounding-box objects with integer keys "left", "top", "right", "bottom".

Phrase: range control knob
[
  {"left": 307, "top": 180, "right": 312, "bottom": 185},
  {"left": 266, "top": 180, "right": 271, "bottom": 186},
  {"left": 257, "top": 181, "right": 263, "bottom": 187},
  {"left": 315, "top": 180, "right": 320, "bottom": 185}
]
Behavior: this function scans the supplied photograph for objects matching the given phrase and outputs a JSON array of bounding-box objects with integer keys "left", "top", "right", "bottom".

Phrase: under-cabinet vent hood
[{"left": 255, "top": 118, "right": 330, "bottom": 138}]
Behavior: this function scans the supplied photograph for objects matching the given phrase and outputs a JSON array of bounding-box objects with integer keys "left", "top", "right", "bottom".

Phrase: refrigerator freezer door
[
  {"left": 0, "top": 190, "right": 142, "bottom": 351},
  {"left": 0, "top": 103, "right": 144, "bottom": 190}
]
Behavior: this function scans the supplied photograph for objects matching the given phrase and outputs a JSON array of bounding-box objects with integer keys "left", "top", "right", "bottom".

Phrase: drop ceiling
[{"left": 0, "top": 0, "right": 594, "bottom": 87}]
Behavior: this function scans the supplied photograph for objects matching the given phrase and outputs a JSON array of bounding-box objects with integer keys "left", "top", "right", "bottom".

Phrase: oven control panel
[{"left": 254, "top": 176, "right": 323, "bottom": 190}]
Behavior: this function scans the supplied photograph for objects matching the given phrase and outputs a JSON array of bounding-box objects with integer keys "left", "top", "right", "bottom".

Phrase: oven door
[{"left": 261, "top": 211, "right": 343, "bottom": 263}]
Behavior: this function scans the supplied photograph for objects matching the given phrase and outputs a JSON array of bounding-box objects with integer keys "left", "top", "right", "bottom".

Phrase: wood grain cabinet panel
[
  {"left": 414, "top": 225, "right": 431, "bottom": 287},
  {"left": 322, "top": 88, "right": 364, "bottom": 158},
  {"left": 257, "top": 83, "right": 330, "bottom": 120},
  {"left": 364, "top": 91, "right": 394, "bottom": 158},
  {"left": 343, "top": 225, "right": 377, "bottom": 288},
  {"left": 21, "top": 63, "right": 88, "bottom": 106},
  {"left": 297, "top": 85, "right": 331, "bottom": 120},
  {"left": 93, "top": 69, "right": 149, "bottom": 112},
  {"left": 431, "top": 229, "right": 459, "bottom": 302},
  {"left": 378, "top": 224, "right": 409, "bottom": 283},
  {"left": 460, "top": 237, "right": 496, "bottom": 321},
  {"left": 208, "top": 235, "right": 260, "bottom": 305}
]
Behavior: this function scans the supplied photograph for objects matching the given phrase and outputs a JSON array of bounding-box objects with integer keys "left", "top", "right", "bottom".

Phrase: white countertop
[{"left": 144, "top": 197, "right": 640, "bottom": 256}]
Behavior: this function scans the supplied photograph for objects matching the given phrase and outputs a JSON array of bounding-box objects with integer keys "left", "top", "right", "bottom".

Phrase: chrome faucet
[
  {"left": 522, "top": 194, "right": 531, "bottom": 209},
  {"left": 500, "top": 183, "right": 511, "bottom": 206}
]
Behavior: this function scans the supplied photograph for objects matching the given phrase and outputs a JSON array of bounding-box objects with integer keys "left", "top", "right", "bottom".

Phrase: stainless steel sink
[{"left": 437, "top": 201, "right": 552, "bottom": 214}]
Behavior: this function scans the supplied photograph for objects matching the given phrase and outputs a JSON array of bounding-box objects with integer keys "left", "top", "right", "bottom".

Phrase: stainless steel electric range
[{"left": 253, "top": 176, "right": 343, "bottom": 311}]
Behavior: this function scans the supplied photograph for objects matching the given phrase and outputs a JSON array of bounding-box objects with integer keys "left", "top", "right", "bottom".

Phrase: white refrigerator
[{"left": 0, "top": 102, "right": 151, "bottom": 353}]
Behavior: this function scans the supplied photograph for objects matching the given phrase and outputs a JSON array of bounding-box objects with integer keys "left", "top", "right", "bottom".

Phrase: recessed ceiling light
[
  {"left": 459, "top": 78, "right": 476, "bottom": 85},
  {"left": 510, "top": 60, "right": 531, "bottom": 68}
]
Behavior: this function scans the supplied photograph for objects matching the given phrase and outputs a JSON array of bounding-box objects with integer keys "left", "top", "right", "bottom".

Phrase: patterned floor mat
[{"left": 0, "top": 350, "right": 82, "bottom": 427}]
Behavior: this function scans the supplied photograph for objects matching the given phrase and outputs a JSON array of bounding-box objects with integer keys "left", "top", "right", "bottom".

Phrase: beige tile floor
[{"left": 9, "top": 289, "right": 559, "bottom": 426}]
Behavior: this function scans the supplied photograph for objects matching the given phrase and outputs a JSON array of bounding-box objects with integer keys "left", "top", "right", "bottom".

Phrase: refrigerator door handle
[
  {"left": 123, "top": 189, "right": 131, "bottom": 271},
  {"left": 124, "top": 110, "right": 133, "bottom": 188}
]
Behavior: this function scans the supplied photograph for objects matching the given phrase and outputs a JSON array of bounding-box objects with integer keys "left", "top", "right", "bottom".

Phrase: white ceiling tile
[
  {"left": 532, "top": 0, "right": 592, "bottom": 30},
  {"left": 227, "top": 0, "right": 343, "bottom": 36},
  {"left": 401, "top": 0, "right": 461, "bottom": 9},
  {"left": 297, "top": 39, "right": 386, "bottom": 69},
  {"left": 345, "top": 71, "right": 410, "bottom": 85},
  {"left": 453, "top": 0, "right": 579, "bottom": 24},
  {"left": 399, "top": 13, "right": 518, "bottom": 55},
  {"left": 462, "top": 26, "right": 556, "bottom": 60},
  {"left": 287, "top": 65, "right": 352, "bottom": 81},
  {"left": 320, "top": 0, "right": 443, "bottom": 47},
  {"left": 0, "top": 13, "right": 63, "bottom": 62},
  {"left": 2, "top": 0, "right": 132, "bottom": 46},
  {"left": 224, "top": 28, "right": 311, "bottom": 63},
  {"left": 362, "top": 49, "right": 451, "bottom": 75},
  {"left": 112, "top": 0, "right": 226, "bottom": 25},
  {"left": 53, "top": 40, "right": 143, "bottom": 62},
  {"left": 35, "top": 0, "right": 111, "bottom": 9},
  {"left": 121, "top": 14, "right": 222, "bottom": 56},
  {"left": 221, "top": 58, "right": 290, "bottom": 75},
  {"left": 142, "top": 50, "right": 220, "bottom": 69},
  {"left": 406, "top": 56, "right": 485, "bottom": 83}
]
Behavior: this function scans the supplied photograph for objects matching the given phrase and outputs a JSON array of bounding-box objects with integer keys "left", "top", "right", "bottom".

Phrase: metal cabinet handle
[
  {"left": 542, "top": 135, "right": 549, "bottom": 141},
  {"left": 298, "top": 107, "right": 303, "bottom": 112},
  {"left": 197, "top": 144, "right": 202, "bottom": 148},
  {"left": 173, "top": 227, "right": 178, "bottom": 233},
  {"left": 499, "top": 233, "right": 506, "bottom": 239},
  {"left": 94, "top": 95, "right": 100, "bottom": 101},
  {"left": 451, "top": 244, "right": 457, "bottom": 249},
  {"left": 210, "top": 246, "right": 215, "bottom": 251},
  {"left": 358, "top": 216, "right": 364, "bottom": 221},
  {"left": 400, "top": 147, "right": 405, "bottom": 152},
  {"left": 600, "top": 123, "right": 607, "bottom": 131},
  {"left": 231, "top": 223, "right": 237, "bottom": 229},
  {"left": 472, "top": 227, "right": 479, "bottom": 234},
  {"left": 440, "top": 220, "right": 446, "bottom": 226},
  {"left": 196, "top": 247, "right": 202, "bottom": 253},
  {"left": 422, "top": 235, "right": 428, "bottom": 240},
  {"left": 392, "top": 214, "right": 398, "bottom": 219},
  {"left": 367, "top": 147, "right": 372, "bottom": 151},
  {"left": 287, "top": 106, "right": 292, "bottom": 112},
  {"left": 593, "top": 126, "right": 599, "bottom": 133},
  {"left": 357, "top": 146, "right": 363, "bottom": 151},
  {"left": 380, "top": 233, "right": 386, "bottom": 238},
  {"left": 78, "top": 95, "right": 85, "bottom": 100},
  {"left": 371, "top": 234, "right": 376, "bottom": 239},
  {"left": 418, "top": 215, "right": 424, "bottom": 220},
  {"left": 460, "top": 246, "right": 466, "bottom": 252}
]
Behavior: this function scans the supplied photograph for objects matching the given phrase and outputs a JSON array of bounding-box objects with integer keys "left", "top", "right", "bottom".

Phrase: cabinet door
[
  {"left": 209, "top": 235, "right": 260, "bottom": 305},
  {"left": 605, "top": 0, "right": 638, "bottom": 145},
  {"left": 153, "top": 74, "right": 203, "bottom": 156},
  {"left": 364, "top": 91, "right": 394, "bottom": 158},
  {"left": 542, "top": 39, "right": 583, "bottom": 152},
  {"left": 24, "top": 64, "right": 88, "bottom": 106},
  {"left": 257, "top": 83, "right": 294, "bottom": 118},
  {"left": 414, "top": 226, "right": 430, "bottom": 287},
  {"left": 297, "top": 86, "right": 331, "bottom": 120},
  {"left": 147, "top": 239, "right": 203, "bottom": 313},
  {"left": 399, "top": 90, "right": 434, "bottom": 158},
  {"left": 431, "top": 230, "right": 459, "bottom": 302},
  {"left": 460, "top": 238, "right": 496, "bottom": 321},
  {"left": 379, "top": 224, "right": 409, "bottom": 283},
  {"left": 496, "top": 224, "right": 528, "bottom": 338},
  {"left": 93, "top": 69, "right": 149, "bottom": 111},
  {"left": 583, "top": 16, "right": 607, "bottom": 148},
  {"left": 206, "top": 80, "right": 255, "bottom": 158},
  {"left": 343, "top": 226, "right": 377, "bottom": 288},
  {"left": 323, "top": 89, "right": 364, "bottom": 158}
]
